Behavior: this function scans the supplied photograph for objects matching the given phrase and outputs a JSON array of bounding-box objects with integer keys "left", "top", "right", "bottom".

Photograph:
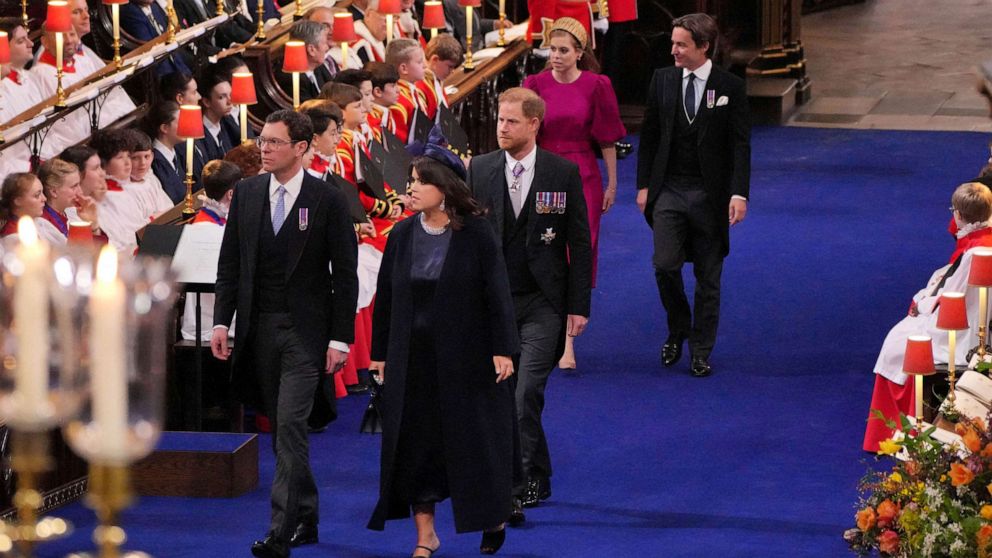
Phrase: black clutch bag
[{"left": 360, "top": 374, "right": 384, "bottom": 434}]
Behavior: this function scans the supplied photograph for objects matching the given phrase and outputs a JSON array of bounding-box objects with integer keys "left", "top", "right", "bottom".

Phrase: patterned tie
[
  {"left": 272, "top": 185, "right": 287, "bottom": 233},
  {"left": 684, "top": 72, "right": 697, "bottom": 121},
  {"left": 509, "top": 162, "right": 525, "bottom": 217}
]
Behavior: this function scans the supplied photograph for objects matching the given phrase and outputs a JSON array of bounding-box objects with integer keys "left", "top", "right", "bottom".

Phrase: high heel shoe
[
  {"left": 480, "top": 526, "right": 506, "bottom": 555},
  {"left": 413, "top": 544, "right": 439, "bottom": 557}
]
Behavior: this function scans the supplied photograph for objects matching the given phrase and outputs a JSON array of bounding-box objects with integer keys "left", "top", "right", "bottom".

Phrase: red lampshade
[
  {"left": 422, "top": 1, "right": 444, "bottom": 29},
  {"left": 177, "top": 105, "right": 204, "bottom": 139},
  {"left": 902, "top": 335, "right": 935, "bottom": 376},
  {"left": 230, "top": 72, "right": 257, "bottom": 105},
  {"left": 46, "top": 1, "right": 73, "bottom": 33},
  {"left": 458, "top": 0, "right": 481, "bottom": 7},
  {"left": 970, "top": 248, "right": 992, "bottom": 287},
  {"left": 332, "top": 13, "right": 357, "bottom": 43},
  {"left": 0, "top": 32, "right": 9, "bottom": 66},
  {"left": 283, "top": 41, "right": 308, "bottom": 73},
  {"left": 101, "top": 0, "right": 130, "bottom": 4},
  {"left": 937, "top": 292, "right": 969, "bottom": 331},
  {"left": 379, "top": 0, "right": 401, "bottom": 15}
]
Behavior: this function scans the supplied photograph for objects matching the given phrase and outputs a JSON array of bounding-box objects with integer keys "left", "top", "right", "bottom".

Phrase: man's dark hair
[
  {"left": 334, "top": 69, "right": 372, "bottom": 89},
  {"left": 141, "top": 100, "right": 180, "bottom": 140},
  {"left": 0, "top": 17, "right": 24, "bottom": 36},
  {"left": 320, "top": 82, "right": 362, "bottom": 110},
  {"left": 671, "top": 13, "right": 719, "bottom": 58},
  {"left": 266, "top": 110, "right": 314, "bottom": 146},
  {"left": 299, "top": 101, "right": 342, "bottom": 135},
  {"left": 365, "top": 61, "right": 399, "bottom": 92},
  {"left": 89, "top": 129, "right": 132, "bottom": 166},
  {"left": 159, "top": 71, "right": 195, "bottom": 103},
  {"left": 202, "top": 160, "right": 242, "bottom": 201}
]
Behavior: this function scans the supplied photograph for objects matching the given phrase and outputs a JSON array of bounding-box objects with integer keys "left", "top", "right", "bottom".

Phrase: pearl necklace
[{"left": 419, "top": 212, "right": 450, "bottom": 235}]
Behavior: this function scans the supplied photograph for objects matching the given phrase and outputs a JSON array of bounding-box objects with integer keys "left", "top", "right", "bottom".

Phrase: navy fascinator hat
[{"left": 407, "top": 125, "right": 467, "bottom": 181}]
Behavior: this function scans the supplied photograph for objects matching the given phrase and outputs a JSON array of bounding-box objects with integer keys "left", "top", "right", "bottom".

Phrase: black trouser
[
  {"left": 511, "top": 291, "right": 563, "bottom": 496},
  {"left": 651, "top": 177, "right": 724, "bottom": 360},
  {"left": 254, "top": 313, "right": 321, "bottom": 541}
]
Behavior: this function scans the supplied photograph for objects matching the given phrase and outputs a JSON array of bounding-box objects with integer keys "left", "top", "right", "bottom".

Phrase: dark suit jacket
[
  {"left": 275, "top": 64, "right": 332, "bottom": 104},
  {"left": 636, "top": 64, "right": 751, "bottom": 237},
  {"left": 120, "top": 3, "right": 192, "bottom": 75},
  {"left": 213, "top": 171, "right": 359, "bottom": 412},
  {"left": 468, "top": 148, "right": 592, "bottom": 318}
]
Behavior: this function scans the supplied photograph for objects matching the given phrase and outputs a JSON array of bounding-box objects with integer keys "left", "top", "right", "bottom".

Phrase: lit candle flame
[
  {"left": 96, "top": 245, "right": 117, "bottom": 283},
  {"left": 16, "top": 216, "right": 37, "bottom": 245}
]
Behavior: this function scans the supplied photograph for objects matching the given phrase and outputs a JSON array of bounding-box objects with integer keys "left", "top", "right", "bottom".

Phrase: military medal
[
  {"left": 536, "top": 192, "right": 549, "bottom": 214},
  {"left": 541, "top": 227, "right": 556, "bottom": 245},
  {"left": 706, "top": 89, "right": 716, "bottom": 109},
  {"left": 299, "top": 207, "right": 309, "bottom": 231},
  {"left": 553, "top": 192, "right": 566, "bottom": 214}
]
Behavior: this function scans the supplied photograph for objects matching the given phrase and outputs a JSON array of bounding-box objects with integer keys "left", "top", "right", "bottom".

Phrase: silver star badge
[{"left": 541, "top": 227, "right": 556, "bottom": 245}]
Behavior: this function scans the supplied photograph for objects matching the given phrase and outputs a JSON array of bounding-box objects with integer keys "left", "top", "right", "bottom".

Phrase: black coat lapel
[
  {"left": 245, "top": 178, "right": 267, "bottom": 272},
  {"left": 487, "top": 153, "right": 506, "bottom": 240},
  {"left": 286, "top": 176, "right": 322, "bottom": 280}
]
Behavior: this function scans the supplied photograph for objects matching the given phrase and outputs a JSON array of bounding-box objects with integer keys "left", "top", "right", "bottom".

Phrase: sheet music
[{"left": 171, "top": 224, "right": 225, "bottom": 285}]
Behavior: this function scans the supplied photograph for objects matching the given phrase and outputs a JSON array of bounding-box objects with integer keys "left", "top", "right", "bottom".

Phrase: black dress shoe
[
  {"left": 251, "top": 536, "right": 289, "bottom": 558},
  {"left": 661, "top": 335, "right": 686, "bottom": 367},
  {"left": 480, "top": 526, "right": 506, "bottom": 555},
  {"left": 289, "top": 522, "right": 318, "bottom": 547},
  {"left": 508, "top": 498, "right": 526, "bottom": 527},
  {"left": 691, "top": 356, "right": 712, "bottom": 377},
  {"left": 346, "top": 383, "right": 369, "bottom": 395},
  {"left": 536, "top": 477, "right": 551, "bottom": 501}
]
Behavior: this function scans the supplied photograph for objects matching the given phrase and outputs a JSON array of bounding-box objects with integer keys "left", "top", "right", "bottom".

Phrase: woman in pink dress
[{"left": 523, "top": 16, "right": 626, "bottom": 369}]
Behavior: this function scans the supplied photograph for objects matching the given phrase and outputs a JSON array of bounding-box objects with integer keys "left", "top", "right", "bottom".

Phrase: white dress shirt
[
  {"left": 504, "top": 145, "right": 538, "bottom": 210},
  {"left": 154, "top": 139, "right": 179, "bottom": 170},
  {"left": 203, "top": 115, "right": 224, "bottom": 146},
  {"left": 216, "top": 168, "right": 350, "bottom": 353}
]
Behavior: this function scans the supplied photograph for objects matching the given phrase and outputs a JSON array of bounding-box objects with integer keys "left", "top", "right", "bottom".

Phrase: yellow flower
[
  {"left": 884, "top": 472, "right": 903, "bottom": 491},
  {"left": 878, "top": 439, "right": 901, "bottom": 455},
  {"left": 981, "top": 505, "right": 992, "bottom": 520},
  {"left": 987, "top": 483, "right": 992, "bottom": 497}
]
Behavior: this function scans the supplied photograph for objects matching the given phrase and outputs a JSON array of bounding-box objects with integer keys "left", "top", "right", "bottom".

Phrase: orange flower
[
  {"left": 876, "top": 500, "right": 900, "bottom": 528},
  {"left": 982, "top": 443, "right": 992, "bottom": 459},
  {"left": 950, "top": 462, "right": 976, "bottom": 487},
  {"left": 904, "top": 460, "right": 921, "bottom": 477},
  {"left": 964, "top": 429, "right": 983, "bottom": 453},
  {"left": 979, "top": 524, "right": 992, "bottom": 546},
  {"left": 878, "top": 530, "right": 900, "bottom": 555},
  {"left": 856, "top": 507, "right": 877, "bottom": 531},
  {"left": 982, "top": 505, "right": 992, "bottom": 521}
]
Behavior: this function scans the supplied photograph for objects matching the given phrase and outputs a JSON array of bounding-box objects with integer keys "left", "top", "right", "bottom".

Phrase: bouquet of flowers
[{"left": 847, "top": 411, "right": 992, "bottom": 557}]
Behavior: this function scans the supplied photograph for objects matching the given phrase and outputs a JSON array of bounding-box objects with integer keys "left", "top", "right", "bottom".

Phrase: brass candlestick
[
  {"left": 55, "top": 32, "right": 67, "bottom": 108},
  {"left": 111, "top": 3, "right": 122, "bottom": 66},
  {"left": 948, "top": 329, "right": 958, "bottom": 405},
  {"left": 85, "top": 463, "right": 134, "bottom": 558},
  {"left": 497, "top": 13, "right": 506, "bottom": 46},
  {"left": 463, "top": 6, "right": 475, "bottom": 71},
  {"left": 598, "top": 0, "right": 609, "bottom": 18},
  {"left": 20, "top": 0, "right": 28, "bottom": 29},
  {"left": 216, "top": 0, "right": 225, "bottom": 16},
  {"left": 979, "top": 287, "right": 989, "bottom": 359},
  {"left": 165, "top": 0, "right": 177, "bottom": 43},
  {"left": 294, "top": 0, "right": 303, "bottom": 19},
  {"left": 182, "top": 137, "right": 196, "bottom": 218},
  {"left": 256, "top": 0, "right": 266, "bottom": 40},
  {"left": 5, "top": 431, "right": 71, "bottom": 556}
]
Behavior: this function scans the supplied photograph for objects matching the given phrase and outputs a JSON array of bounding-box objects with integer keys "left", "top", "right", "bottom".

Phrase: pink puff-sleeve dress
[{"left": 523, "top": 70, "right": 626, "bottom": 287}]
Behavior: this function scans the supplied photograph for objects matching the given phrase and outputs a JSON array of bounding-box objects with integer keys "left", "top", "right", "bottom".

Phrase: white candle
[
  {"left": 341, "top": 42, "right": 349, "bottom": 70},
  {"left": 89, "top": 245, "right": 128, "bottom": 460},
  {"left": 240, "top": 105, "right": 248, "bottom": 144},
  {"left": 293, "top": 72, "right": 300, "bottom": 109},
  {"left": 55, "top": 32, "right": 63, "bottom": 74},
  {"left": 386, "top": 14, "right": 393, "bottom": 43},
  {"left": 465, "top": 6, "right": 473, "bottom": 42},
  {"left": 112, "top": 4, "right": 120, "bottom": 44},
  {"left": 499, "top": 0, "right": 505, "bottom": 15},
  {"left": 14, "top": 217, "right": 49, "bottom": 419},
  {"left": 185, "top": 137, "right": 194, "bottom": 176}
]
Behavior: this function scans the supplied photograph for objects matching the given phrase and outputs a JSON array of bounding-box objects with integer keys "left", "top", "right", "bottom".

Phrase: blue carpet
[{"left": 34, "top": 127, "right": 992, "bottom": 557}]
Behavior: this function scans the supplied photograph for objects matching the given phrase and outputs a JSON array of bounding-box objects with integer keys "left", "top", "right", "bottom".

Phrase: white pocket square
[{"left": 716, "top": 96, "right": 729, "bottom": 106}]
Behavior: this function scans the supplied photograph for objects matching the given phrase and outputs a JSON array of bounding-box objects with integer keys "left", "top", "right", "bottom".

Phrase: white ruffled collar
[{"left": 196, "top": 195, "right": 229, "bottom": 221}]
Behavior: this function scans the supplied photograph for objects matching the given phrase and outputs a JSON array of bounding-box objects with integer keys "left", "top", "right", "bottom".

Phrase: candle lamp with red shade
[{"left": 177, "top": 105, "right": 205, "bottom": 218}]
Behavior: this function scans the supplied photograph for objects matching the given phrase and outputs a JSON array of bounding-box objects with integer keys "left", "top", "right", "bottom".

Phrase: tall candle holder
[
  {"left": 165, "top": 0, "right": 177, "bottom": 43},
  {"left": 937, "top": 292, "right": 969, "bottom": 406},
  {"left": 332, "top": 13, "right": 357, "bottom": 70},
  {"left": 47, "top": 1, "right": 73, "bottom": 109},
  {"left": 903, "top": 335, "right": 936, "bottom": 435},
  {"left": 177, "top": 105, "right": 205, "bottom": 218},
  {"left": 968, "top": 248, "right": 992, "bottom": 359},
  {"left": 458, "top": 0, "right": 480, "bottom": 71},
  {"left": 0, "top": 30, "right": 9, "bottom": 145},
  {"left": 294, "top": 0, "right": 303, "bottom": 19},
  {"left": 21, "top": 0, "right": 28, "bottom": 29},
  {"left": 422, "top": 2, "right": 444, "bottom": 41},
  {"left": 282, "top": 41, "right": 307, "bottom": 109},
  {"left": 216, "top": 0, "right": 225, "bottom": 16},
  {"left": 230, "top": 72, "right": 257, "bottom": 145},
  {"left": 255, "top": 0, "right": 266, "bottom": 40},
  {"left": 0, "top": 219, "right": 86, "bottom": 555},
  {"left": 379, "top": 0, "right": 400, "bottom": 44},
  {"left": 497, "top": 12, "right": 506, "bottom": 46},
  {"left": 103, "top": 0, "right": 128, "bottom": 67},
  {"left": 61, "top": 247, "right": 175, "bottom": 558}
]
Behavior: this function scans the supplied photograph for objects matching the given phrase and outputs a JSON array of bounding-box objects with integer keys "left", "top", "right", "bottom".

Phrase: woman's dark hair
[
  {"left": 142, "top": 100, "right": 180, "bottom": 140},
  {"left": 159, "top": 71, "right": 195, "bottom": 103},
  {"left": 410, "top": 156, "right": 483, "bottom": 231},
  {"left": 334, "top": 69, "right": 373, "bottom": 89},
  {"left": 0, "top": 172, "right": 37, "bottom": 226},
  {"left": 214, "top": 55, "right": 247, "bottom": 81}
]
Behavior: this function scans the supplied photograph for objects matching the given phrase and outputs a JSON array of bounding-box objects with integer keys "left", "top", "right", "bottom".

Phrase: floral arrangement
[{"left": 847, "top": 411, "right": 992, "bottom": 557}]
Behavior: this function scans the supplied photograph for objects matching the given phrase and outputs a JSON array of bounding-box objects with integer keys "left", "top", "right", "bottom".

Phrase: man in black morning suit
[
  {"left": 211, "top": 110, "right": 358, "bottom": 558},
  {"left": 468, "top": 87, "right": 592, "bottom": 525},
  {"left": 636, "top": 13, "right": 751, "bottom": 378}
]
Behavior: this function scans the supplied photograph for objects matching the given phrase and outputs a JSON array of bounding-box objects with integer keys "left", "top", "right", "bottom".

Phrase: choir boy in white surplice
[{"left": 864, "top": 182, "right": 992, "bottom": 452}]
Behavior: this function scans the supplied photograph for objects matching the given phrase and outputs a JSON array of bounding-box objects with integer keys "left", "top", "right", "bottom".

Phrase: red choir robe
[
  {"left": 415, "top": 71, "right": 448, "bottom": 122},
  {"left": 387, "top": 79, "right": 428, "bottom": 144}
]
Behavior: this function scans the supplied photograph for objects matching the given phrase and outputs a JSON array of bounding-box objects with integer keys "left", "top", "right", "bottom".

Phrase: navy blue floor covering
[{"left": 34, "top": 127, "right": 992, "bottom": 557}]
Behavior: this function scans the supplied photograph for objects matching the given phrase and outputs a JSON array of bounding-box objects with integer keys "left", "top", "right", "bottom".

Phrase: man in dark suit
[
  {"left": 211, "top": 110, "right": 358, "bottom": 558},
  {"left": 468, "top": 87, "right": 592, "bottom": 525},
  {"left": 636, "top": 13, "right": 750, "bottom": 378},
  {"left": 276, "top": 20, "right": 333, "bottom": 105},
  {"left": 119, "top": 0, "right": 192, "bottom": 75}
]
